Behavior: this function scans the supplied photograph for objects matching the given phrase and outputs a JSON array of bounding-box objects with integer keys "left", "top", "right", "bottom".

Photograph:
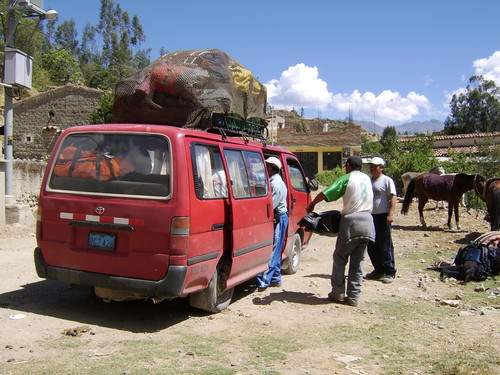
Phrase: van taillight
[
  {"left": 170, "top": 217, "right": 190, "bottom": 255},
  {"left": 36, "top": 205, "right": 42, "bottom": 241}
]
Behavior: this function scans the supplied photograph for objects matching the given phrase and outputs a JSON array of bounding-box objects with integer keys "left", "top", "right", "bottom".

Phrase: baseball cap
[
  {"left": 345, "top": 155, "right": 363, "bottom": 169},
  {"left": 265, "top": 156, "right": 282, "bottom": 170},
  {"left": 369, "top": 156, "right": 386, "bottom": 167}
]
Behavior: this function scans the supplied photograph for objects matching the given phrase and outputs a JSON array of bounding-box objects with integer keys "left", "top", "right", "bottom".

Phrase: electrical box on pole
[{"left": 4, "top": 48, "right": 33, "bottom": 89}]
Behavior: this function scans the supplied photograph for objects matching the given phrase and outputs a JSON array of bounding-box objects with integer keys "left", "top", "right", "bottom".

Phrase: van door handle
[
  {"left": 212, "top": 223, "right": 225, "bottom": 231},
  {"left": 267, "top": 203, "right": 271, "bottom": 219}
]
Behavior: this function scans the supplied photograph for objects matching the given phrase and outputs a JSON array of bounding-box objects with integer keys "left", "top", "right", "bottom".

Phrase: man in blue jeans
[{"left": 257, "top": 156, "right": 288, "bottom": 291}]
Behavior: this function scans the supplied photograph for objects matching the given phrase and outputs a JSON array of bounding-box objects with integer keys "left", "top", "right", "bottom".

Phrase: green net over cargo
[{"left": 112, "top": 49, "right": 267, "bottom": 136}]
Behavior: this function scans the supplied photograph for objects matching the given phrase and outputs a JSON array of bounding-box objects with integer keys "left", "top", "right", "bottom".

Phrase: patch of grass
[
  {"left": 246, "top": 333, "right": 302, "bottom": 362},
  {"left": 315, "top": 298, "right": 499, "bottom": 374},
  {"left": 0, "top": 335, "right": 238, "bottom": 375},
  {"left": 432, "top": 344, "right": 500, "bottom": 375}
]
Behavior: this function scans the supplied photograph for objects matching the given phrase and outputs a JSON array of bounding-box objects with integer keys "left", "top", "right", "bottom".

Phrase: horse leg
[
  {"left": 449, "top": 201, "right": 460, "bottom": 230},
  {"left": 418, "top": 197, "right": 429, "bottom": 227}
]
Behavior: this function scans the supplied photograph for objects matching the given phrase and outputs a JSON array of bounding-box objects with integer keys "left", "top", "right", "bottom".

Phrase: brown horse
[
  {"left": 401, "top": 173, "right": 485, "bottom": 229},
  {"left": 484, "top": 178, "right": 500, "bottom": 231}
]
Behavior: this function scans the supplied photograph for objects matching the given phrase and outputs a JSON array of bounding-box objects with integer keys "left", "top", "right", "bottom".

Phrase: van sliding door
[{"left": 223, "top": 148, "right": 274, "bottom": 285}]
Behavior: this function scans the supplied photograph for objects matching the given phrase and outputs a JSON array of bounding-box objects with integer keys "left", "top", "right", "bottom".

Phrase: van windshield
[{"left": 48, "top": 133, "right": 171, "bottom": 198}]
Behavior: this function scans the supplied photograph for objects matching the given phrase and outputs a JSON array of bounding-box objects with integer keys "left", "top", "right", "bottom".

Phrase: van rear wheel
[
  {"left": 282, "top": 233, "right": 301, "bottom": 275},
  {"left": 189, "top": 262, "right": 234, "bottom": 313}
]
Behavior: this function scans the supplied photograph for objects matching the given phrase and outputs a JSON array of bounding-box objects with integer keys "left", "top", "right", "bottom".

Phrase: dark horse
[
  {"left": 401, "top": 173, "right": 485, "bottom": 229},
  {"left": 484, "top": 178, "right": 500, "bottom": 231}
]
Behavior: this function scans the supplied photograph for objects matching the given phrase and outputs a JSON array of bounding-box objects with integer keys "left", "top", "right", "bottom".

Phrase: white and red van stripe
[{"left": 59, "top": 212, "right": 145, "bottom": 227}]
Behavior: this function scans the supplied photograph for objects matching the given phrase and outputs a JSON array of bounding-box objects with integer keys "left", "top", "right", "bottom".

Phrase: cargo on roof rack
[{"left": 112, "top": 49, "right": 268, "bottom": 139}]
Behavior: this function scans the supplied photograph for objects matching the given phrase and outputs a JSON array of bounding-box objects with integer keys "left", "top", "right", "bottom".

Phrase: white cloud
[
  {"left": 266, "top": 63, "right": 432, "bottom": 124},
  {"left": 265, "top": 63, "right": 333, "bottom": 110},
  {"left": 331, "top": 90, "right": 431, "bottom": 125},
  {"left": 473, "top": 51, "right": 500, "bottom": 84}
]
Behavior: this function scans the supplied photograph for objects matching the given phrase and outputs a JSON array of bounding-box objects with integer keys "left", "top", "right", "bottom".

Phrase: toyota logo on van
[{"left": 95, "top": 206, "right": 105, "bottom": 215}]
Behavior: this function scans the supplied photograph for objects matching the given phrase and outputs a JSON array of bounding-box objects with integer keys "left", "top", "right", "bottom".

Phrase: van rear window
[{"left": 48, "top": 133, "right": 171, "bottom": 198}]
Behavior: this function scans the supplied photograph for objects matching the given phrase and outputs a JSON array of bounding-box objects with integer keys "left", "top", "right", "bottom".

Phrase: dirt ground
[{"left": 0, "top": 197, "right": 499, "bottom": 374}]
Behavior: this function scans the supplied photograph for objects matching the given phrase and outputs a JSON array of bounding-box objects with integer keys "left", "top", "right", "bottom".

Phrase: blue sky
[{"left": 44, "top": 0, "right": 500, "bottom": 126}]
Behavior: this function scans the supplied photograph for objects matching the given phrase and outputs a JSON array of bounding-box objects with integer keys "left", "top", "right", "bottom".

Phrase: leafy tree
[
  {"left": 362, "top": 133, "right": 438, "bottom": 194},
  {"left": 78, "top": 0, "right": 151, "bottom": 89},
  {"left": 361, "top": 134, "right": 382, "bottom": 156},
  {"left": 40, "top": 49, "right": 81, "bottom": 85},
  {"left": 380, "top": 125, "right": 397, "bottom": 159},
  {"left": 444, "top": 75, "right": 500, "bottom": 135},
  {"left": 88, "top": 92, "right": 114, "bottom": 124},
  {"left": 54, "top": 20, "right": 79, "bottom": 54}
]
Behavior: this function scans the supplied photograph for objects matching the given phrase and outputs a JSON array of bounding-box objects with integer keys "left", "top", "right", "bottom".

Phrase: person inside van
[{"left": 256, "top": 156, "right": 288, "bottom": 291}]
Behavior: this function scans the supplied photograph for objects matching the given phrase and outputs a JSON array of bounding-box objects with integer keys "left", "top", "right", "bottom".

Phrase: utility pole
[{"left": 3, "top": 0, "right": 58, "bottom": 206}]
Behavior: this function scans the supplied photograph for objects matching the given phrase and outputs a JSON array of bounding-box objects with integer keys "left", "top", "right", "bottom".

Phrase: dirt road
[{"left": 0, "top": 199, "right": 499, "bottom": 374}]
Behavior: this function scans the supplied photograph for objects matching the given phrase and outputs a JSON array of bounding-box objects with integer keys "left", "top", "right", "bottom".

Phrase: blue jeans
[{"left": 257, "top": 213, "right": 288, "bottom": 288}]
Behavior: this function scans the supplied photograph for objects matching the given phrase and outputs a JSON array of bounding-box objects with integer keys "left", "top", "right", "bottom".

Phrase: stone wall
[
  {"left": 277, "top": 123, "right": 362, "bottom": 147},
  {"left": 13, "top": 85, "right": 106, "bottom": 160}
]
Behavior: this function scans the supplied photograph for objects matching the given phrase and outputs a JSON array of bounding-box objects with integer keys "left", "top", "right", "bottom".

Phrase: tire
[
  {"left": 282, "top": 233, "right": 302, "bottom": 275},
  {"left": 189, "top": 262, "right": 234, "bottom": 313}
]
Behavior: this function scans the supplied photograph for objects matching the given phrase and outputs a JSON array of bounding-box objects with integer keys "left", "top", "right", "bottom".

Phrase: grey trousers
[{"left": 331, "top": 238, "right": 369, "bottom": 304}]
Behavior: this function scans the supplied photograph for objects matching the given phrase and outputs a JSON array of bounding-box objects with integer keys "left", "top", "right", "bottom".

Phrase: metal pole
[
  {"left": 4, "top": 4, "right": 16, "bottom": 202},
  {"left": 4, "top": 88, "right": 14, "bottom": 199}
]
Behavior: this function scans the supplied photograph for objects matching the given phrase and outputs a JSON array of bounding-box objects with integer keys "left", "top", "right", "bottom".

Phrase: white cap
[
  {"left": 369, "top": 156, "right": 385, "bottom": 166},
  {"left": 265, "top": 156, "right": 282, "bottom": 170}
]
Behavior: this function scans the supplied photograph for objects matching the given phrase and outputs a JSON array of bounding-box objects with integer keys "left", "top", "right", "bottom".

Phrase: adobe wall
[
  {"left": 277, "top": 123, "right": 362, "bottom": 146},
  {"left": 13, "top": 86, "right": 105, "bottom": 159}
]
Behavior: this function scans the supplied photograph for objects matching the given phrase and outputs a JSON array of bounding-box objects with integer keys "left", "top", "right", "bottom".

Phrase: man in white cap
[
  {"left": 365, "top": 156, "right": 397, "bottom": 283},
  {"left": 256, "top": 156, "right": 288, "bottom": 290}
]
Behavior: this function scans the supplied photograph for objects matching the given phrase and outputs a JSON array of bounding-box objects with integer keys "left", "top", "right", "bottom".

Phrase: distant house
[
  {"left": 12, "top": 85, "right": 106, "bottom": 159},
  {"left": 398, "top": 131, "right": 500, "bottom": 158},
  {"left": 432, "top": 131, "right": 500, "bottom": 157},
  {"left": 277, "top": 123, "right": 362, "bottom": 178},
  {"left": 266, "top": 113, "right": 285, "bottom": 145}
]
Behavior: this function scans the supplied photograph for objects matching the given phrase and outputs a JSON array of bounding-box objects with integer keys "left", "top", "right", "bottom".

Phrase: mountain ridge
[{"left": 356, "top": 119, "right": 445, "bottom": 134}]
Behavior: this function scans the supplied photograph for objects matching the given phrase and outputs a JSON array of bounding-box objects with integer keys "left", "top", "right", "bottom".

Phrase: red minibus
[{"left": 34, "top": 123, "right": 315, "bottom": 312}]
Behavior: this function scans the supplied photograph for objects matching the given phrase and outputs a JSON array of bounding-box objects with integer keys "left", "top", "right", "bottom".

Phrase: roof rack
[{"left": 209, "top": 113, "right": 268, "bottom": 141}]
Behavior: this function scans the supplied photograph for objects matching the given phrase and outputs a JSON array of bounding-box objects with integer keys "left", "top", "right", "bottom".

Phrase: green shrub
[{"left": 315, "top": 166, "right": 344, "bottom": 186}]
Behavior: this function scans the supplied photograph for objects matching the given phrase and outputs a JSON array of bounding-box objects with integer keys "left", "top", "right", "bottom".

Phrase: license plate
[{"left": 88, "top": 232, "right": 116, "bottom": 251}]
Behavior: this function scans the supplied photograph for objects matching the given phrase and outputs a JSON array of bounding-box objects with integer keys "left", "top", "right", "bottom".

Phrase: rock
[{"left": 474, "top": 284, "right": 487, "bottom": 292}]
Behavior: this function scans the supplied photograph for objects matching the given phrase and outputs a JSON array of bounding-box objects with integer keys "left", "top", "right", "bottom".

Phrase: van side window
[
  {"left": 193, "top": 144, "right": 228, "bottom": 199},
  {"left": 224, "top": 149, "right": 268, "bottom": 198},
  {"left": 287, "top": 158, "right": 308, "bottom": 192}
]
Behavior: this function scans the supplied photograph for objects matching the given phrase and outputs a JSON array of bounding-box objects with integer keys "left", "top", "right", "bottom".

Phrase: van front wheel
[
  {"left": 282, "top": 233, "right": 302, "bottom": 275},
  {"left": 189, "top": 262, "right": 234, "bottom": 313}
]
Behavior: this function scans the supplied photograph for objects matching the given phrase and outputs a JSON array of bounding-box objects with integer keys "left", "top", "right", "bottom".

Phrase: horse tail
[
  {"left": 401, "top": 177, "right": 416, "bottom": 215},
  {"left": 491, "top": 188, "right": 500, "bottom": 231}
]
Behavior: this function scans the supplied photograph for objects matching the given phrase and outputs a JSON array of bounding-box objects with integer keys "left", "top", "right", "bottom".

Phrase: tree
[
  {"left": 380, "top": 126, "right": 397, "bottom": 160},
  {"left": 88, "top": 92, "right": 114, "bottom": 124},
  {"left": 54, "top": 20, "right": 79, "bottom": 54},
  {"left": 444, "top": 75, "right": 500, "bottom": 135},
  {"left": 41, "top": 49, "right": 81, "bottom": 85},
  {"left": 78, "top": 0, "right": 151, "bottom": 90}
]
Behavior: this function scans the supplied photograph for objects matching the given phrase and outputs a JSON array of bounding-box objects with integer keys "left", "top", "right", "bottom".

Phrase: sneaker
[
  {"left": 380, "top": 275, "right": 395, "bottom": 284},
  {"left": 328, "top": 291, "right": 345, "bottom": 302},
  {"left": 364, "top": 271, "right": 384, "bottom": 280}
]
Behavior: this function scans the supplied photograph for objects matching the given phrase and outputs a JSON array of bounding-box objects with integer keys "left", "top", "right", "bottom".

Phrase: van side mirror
[{"left": 307, "top": 178, "right": 319, "bottom": 192}]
